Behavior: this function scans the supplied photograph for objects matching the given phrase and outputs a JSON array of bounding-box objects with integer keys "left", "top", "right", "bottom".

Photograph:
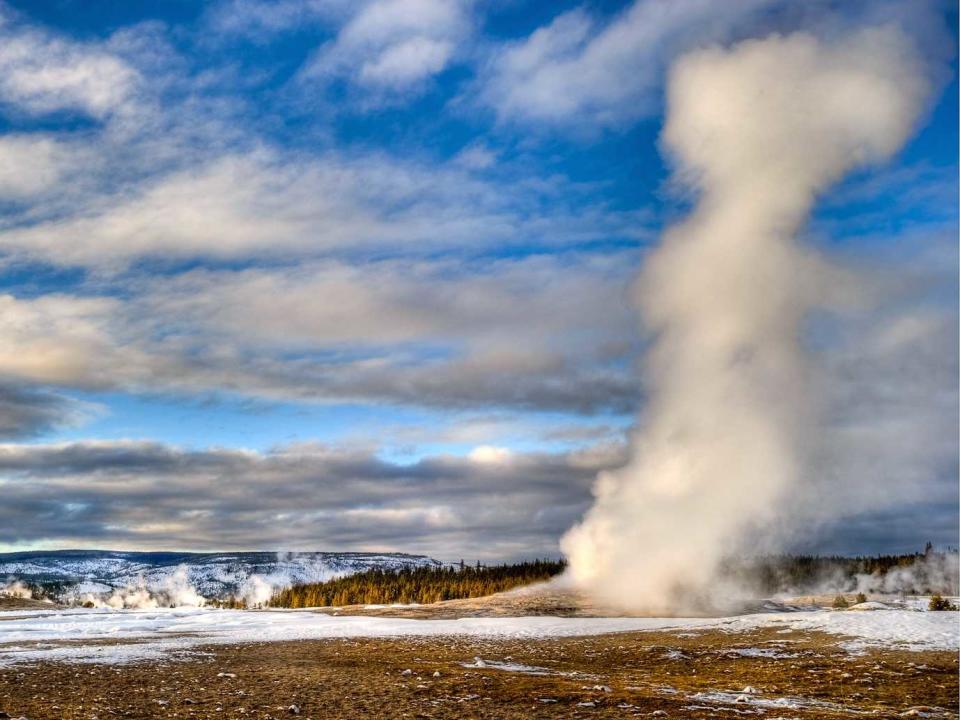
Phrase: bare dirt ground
[
  {"left": 306, "top": 583, "right": 776, "bottom": 619},
  {"left": 0, "top": 598, "right": 56, "bottom": 611},
  {"left": 314, "top": 584, "right": 622, "bottom": 619},
  {"left": 1, "top": 625, "right": 956, "bottom": 719}
]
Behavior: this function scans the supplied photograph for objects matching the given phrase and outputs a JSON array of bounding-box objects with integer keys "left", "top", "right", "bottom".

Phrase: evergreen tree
[{"left": 270, "top": 559, "right": 565, "bottom": 608}]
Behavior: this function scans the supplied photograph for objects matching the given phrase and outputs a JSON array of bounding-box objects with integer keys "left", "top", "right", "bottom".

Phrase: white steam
[
  {"left": 0, "top": 579, "right": 33, "bottom": 599},
  {"left": 80, "top": 566, "right": 207, "bottom": 609},
  {"left": 238, "top": 575, "right": 275, "bottom": 608},
  {"left": 562, "top": 27, "right": 931, "bottom": 613},
  {"left": 853, "top": 553, "right": 960, "bottom": 597}
]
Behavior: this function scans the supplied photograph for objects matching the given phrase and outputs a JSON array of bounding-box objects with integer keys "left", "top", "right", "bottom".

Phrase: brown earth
[
  {"left": 300, "top": 583, "right": 795, "bottom": 619},
  {"left": 0, "top": 597, "right": 57, "bottom": 611},
  {"left": 0, "top": 625, "right": 956, "bottom": 719},
  {"left": 311, "top": 584, "right": 622, "bottom": 619}
]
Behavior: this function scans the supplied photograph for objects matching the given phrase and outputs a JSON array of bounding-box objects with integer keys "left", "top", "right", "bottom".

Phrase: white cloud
[
  {"left": 300, "top": 0, "right": 471, "bottom": 100},
  {"left": 467, "top": 445, "right": 511, "bottom": 464},
  {"left": 359, "top": 36, "right": 453, "bottom": 85},
  {"left": 0, "top": 294, "right": 119, "bottom": 386},
  {"left": 137, "top": 255, "right": 631, "bottom": 348},
  {"left": 477, "top": 0, "right": 774, "bottom": 128},
  {"left": 0, "top": 254, "right": 638, "bottom": 414},
  {"left": 0, "top": 0, "right": 949, "bottom": 564},
  {"left": 0, "top": 440, "right": 607, "bottom": 558},
  {"left": 0, "top": 148, "right": 649, "bottom": 265},
  {"left": 0, "top": 23, "right": 138, "bottom": 118},
  {"left": 205, "top": 0, "right": 351, "bottom": 37},
  {"left": 0, "top": 432, "right": 951, "bottom": 556},
  {"left": 0, "top": 293, "right": 164, "bottom": 389},
  {"left": 0, "top": 135, "right": 71, "bottom": 198},
  {"left": 453, "top": 142, "right": 497, "bottom": 170}
]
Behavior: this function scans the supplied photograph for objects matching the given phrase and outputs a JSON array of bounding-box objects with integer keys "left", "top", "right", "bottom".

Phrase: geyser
[{"left": 562, "top": 26, "right": 931, "bottom": 614}]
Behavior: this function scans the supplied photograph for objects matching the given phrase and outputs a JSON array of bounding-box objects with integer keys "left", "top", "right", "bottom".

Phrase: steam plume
[{"left": 562, "top": 27, "right": 931, "bottom": 613}]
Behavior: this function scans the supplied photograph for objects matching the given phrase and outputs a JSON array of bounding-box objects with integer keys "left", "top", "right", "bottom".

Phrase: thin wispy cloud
[
  {"left": 0, "top": 15, "right": 139, "bottom": 119},
  {"left": 475, "top": 0, "right": 776, "bottom": 128},
  {"left": 0, "top": 149, "right": 650, "bottom": 266},
  {"left": 271, "top": 0, "right": 478, "bottom": 109}
]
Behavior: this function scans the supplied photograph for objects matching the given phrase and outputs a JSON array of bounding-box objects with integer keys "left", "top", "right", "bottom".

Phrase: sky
[{"left": 0, "top": 0, "right": 955, "bottom": 561}]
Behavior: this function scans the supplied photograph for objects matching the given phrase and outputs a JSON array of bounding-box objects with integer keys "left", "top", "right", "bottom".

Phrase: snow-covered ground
[{"left": 0, "top": 604, "right": 955, "bottom": 666}]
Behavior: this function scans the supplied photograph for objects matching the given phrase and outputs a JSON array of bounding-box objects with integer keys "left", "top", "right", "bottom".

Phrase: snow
[
  {"left": 0, "top": 550, "right": 439, "bottom": 603},
  {"left": 730, "top": 608, "right": 960, "bottom": 652},
  {"left": 0, "top": 605, "right": 955, "bottom": 667},
  {"left": 847, "top": 601, "right": 894, "bottom": 611},
  {"left": 726, "top": 647, "right": 798, "bottom": 659},
  {"left": 686, "top": 689, "right": 847, "bottom": 713},
  {"left": 461, "top": 657, "right": 554, "bottom": 675}
]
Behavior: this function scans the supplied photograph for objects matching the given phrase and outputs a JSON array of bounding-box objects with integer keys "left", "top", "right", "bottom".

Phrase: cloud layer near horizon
[
  {"left": 1, "top": 438, "right": 952, "bottom": 559},
  {"left": 0, "top": 440, "right": 616, "bottom": 559}
]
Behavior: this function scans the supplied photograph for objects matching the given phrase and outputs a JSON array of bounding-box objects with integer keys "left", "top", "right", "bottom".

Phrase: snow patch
[
  {"left": 0, "top": 605, "right": 955, "bottom": 667},
  {"left": 461, "top": 657, "right": 553, "bottom": 675}
]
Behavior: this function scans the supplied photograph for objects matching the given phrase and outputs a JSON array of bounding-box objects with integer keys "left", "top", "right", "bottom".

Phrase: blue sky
[{"left": 0, "top": 0, "right": 955, "bottom": 559}]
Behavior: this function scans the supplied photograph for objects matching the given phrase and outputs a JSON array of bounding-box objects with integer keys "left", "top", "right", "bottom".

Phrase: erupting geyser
[{"left": 562, "top": 27, "right": 931, "bottom": 614}]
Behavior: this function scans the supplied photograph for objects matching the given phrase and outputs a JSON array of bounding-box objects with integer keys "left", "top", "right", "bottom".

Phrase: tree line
[
  {"left": 721, "top": 546, "right": 958, "bottom": 596},
  {"left": 269, "top": 548, "right": 957, "bottom": 609},
  {"left": 269, "top": 559, "right": 566, "bottom": 608}
]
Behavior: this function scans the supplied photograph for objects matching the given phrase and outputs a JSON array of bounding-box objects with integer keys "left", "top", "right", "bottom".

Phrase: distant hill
[{"left": 0, "top": 550, "right": 440, "bottom": 604}]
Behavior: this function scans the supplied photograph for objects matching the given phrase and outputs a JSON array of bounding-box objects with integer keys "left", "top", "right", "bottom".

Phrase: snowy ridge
[{"left": 0, "top": 550, "right": 440, "bottom": 604}]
